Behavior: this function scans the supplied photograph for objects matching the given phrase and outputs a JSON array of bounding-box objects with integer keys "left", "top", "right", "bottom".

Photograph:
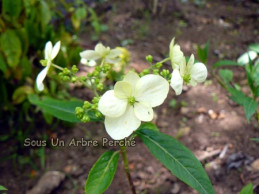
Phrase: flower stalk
[{"left": 120, "top": 142, "right": 136, "bottom": 194}]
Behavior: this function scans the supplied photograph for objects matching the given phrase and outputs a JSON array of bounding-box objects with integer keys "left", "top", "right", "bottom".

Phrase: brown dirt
[{"left": 0, "top": 0, "right": 259, "bottom": 194}]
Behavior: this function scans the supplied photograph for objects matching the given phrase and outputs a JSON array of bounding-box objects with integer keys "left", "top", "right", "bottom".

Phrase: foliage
[
  {"left": 197, "top": 42, "right": 259, "bottom": 122},
  {"left": 239, "top": 183, "right": 254, "bottom": 194}
]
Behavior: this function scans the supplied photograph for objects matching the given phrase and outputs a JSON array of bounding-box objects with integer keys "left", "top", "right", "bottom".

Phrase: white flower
[
  {"left": 237, "top": 51, "right": 258, "bottom": 65},
  {"left": 170, "top": 54, "right": 207, "bottom": 95},
  {"left": 80, "top": 43, "right": 122, "bottom": 65},
  {"left": 98, "top": 72, "right": 169, "bottom": 140},
  {"left": 36, "top": 41, "right": 60, "bottom": 91},
  {"left": 169, "top": 38, "right": 184, "bottom": 69}
]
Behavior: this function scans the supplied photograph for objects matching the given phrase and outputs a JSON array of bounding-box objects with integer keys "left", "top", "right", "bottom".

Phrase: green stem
[
  {"left": 158, "top": 57, "right": 170, "bottom": 64},
  {"left": 120, "top": 143, "right": 136, "bottom": 194},
  {"left": 52, "top": 63, "right": 64, "bottom": 71}
]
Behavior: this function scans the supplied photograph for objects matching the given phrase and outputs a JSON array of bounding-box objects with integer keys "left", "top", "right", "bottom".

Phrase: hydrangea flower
[
  {"left": 170, "top": 54, "right": 207, "bottom": 95},
  {"left": 80, "top": 43, "right": 122, "bottom": 65},
  {"left": 36, "top": 41, "right": 60, "bottom": 91},
  {"left": 98, "top": 72, "right": 169, "bottom": 140}
]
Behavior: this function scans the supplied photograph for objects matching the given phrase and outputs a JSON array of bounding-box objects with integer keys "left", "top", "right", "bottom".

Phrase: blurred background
[{"left": 0, "top": 0, "right": 259, "bottom": 193}]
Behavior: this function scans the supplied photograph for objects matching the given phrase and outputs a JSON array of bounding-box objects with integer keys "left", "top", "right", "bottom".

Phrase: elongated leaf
[
  {"left": 28, "top": 94, "right": 82, "bottom": 123},
  {"left": 228, "top": 87, "right": 258, "bottom": 121},
  {"left": 240, "top": 183, "right": 253, "bottom": 194},
  {"left": 249, "top": 44, "right": 259, "bottom": 53},
  {"left": 218, "top": 69, "right": 233, "bottom": 84},
  {"left": 136, "top": 129, "right": 215, "bottom": 194},
  {"left": 0, "top": 185, "right": 7, "bottom": 191},
  {"left": 85, "top": 151, "right": 120, "bottom": 194},
  {"left": 213, "top": 60, "right": 243, "bottom": 68},
  {"left": 197, "top": 41, "right": 209, "bottom": 64},
  {"left": 2, "top": 0, "right": 23, "bottom": 18},
  {"left": 138, "top": 122, "right": 159, "bottom": 132}
]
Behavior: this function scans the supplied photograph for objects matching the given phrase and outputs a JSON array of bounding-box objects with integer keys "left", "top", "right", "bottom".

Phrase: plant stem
[{"left": 120, "top": 143, "right": 136, "bottom": 194}]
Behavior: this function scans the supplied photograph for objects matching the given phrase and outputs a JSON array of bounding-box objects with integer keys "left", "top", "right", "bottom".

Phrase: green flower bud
[
  {"left": 62, "top": 76, "right": 70, "bottom": 81},
  {"left": 81, "top": 115, "right": 90, "bottom": 123},
  {"left": 63, "top": 68, "right": 71, "bottom": 75},
  {"left": 71, "top": 76, "right": 77, "bottom": 83},
  {"left": 40, "top": 59, "right": 48, "bottom": 66},
  {"left": 79, "top": 76, "right": 87, "bottom": 82},
  {"left": 71, "top": 65, "right": 79, "bottom": 73},
  {"left": 93, "top": 70, "right": 99, "bottom": 77},
  {"left": 83, "top": 101, "right": 91, "bottom": 109},
  {"left": 95, "top": 78, "right": 100, "bottom": 85},
  {"left": 92, "top": 97, "right": 100, "bottom": 104},
  {"left": 75, "top": 107, "right": 84, "bottom": 119},
  {"left": 160, "top": 69, "right": 170, "bottom": 78},
  {"left": 97, "top": 83, "right": 103, "bottom": 91},
  {"left": 155, "top": 63, "right": 162, "bottom": 68},
  {"left": 153, "top": 69, "right": 159, "bottom": 75},
  {"left": 95, "top": 111, "right": 102, "bottom": 118},
  {"left": 146, "top": 55, "right": 153, "bottom": 63}
]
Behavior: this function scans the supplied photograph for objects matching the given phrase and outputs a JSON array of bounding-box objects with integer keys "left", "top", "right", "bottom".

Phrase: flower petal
[
  {"left": 134, "top": 102, "right": 153, "bottom": 121},
  {"left": 51, "top": 41, "right": 60, "bottom": 60},
  {"left": 104, "top": 106, "right": 141, "bottom": 140},
  {"left": 190, "top": 62, "right": 207, "bottom": 83},
  {"left": 44, "top": 41, "right": 52, "bottom": 60},
  {"left": 237, "top": 51, "right": 258, "bottom": 65},
  {"left": 80, "top": 50, "right": 100, "bottom": 61},
  {"left": 170, "top": 69, "right": 183, "bottom": 95},
  {"left": 123, "top": 71, "right": 140, "bottom": 90},
  {"left": 170, "top": 44, "right": 184, "bottom": 69},
  {"left": 135, "top": 74, "right": 169, "bottom": 107},
  {"left": 95, "top": 43, "right": 108, "bottom": 56},
  {"left": 98, "top": 90, "right": 127, "bottom": 117},
  {"left": 36, "top": 65, "right": 49, "bottom": 91},
  {"left": 107, "top": 48, "right": 122, "bottom": 58},
  {"left": 114, "top": 81, "right": 132, "bottom": 99},
  {"left": 187, "top": 54, "right": 194, "bottom": 71}
]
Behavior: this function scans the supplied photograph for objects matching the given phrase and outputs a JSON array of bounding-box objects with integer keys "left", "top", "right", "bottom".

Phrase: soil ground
[{"left": 0, "top": 0, "right": 259, "bottom": 193}]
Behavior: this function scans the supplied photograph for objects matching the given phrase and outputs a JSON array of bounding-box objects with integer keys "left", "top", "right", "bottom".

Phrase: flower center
[
  {"left": 183, "top": 74, "right": 191, "bottom": 83},
  {"left": 128, "top": 96, "right": 136, "bottom": 105}
]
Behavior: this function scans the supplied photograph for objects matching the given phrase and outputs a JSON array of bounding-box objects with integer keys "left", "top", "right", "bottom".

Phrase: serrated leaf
[
  {"left": 85, "top": 151, "right": 119, "bottom": 194},
  {"left": 213, "top": 60, "right": 243, "bottom": 68},
  {"left": 0, "top": 30, "right": 22, "bottom": 68},
  {"left": 28, "top": 94, "right": 83, "bottom": 123},
  {"left": 240, "top": 183, "right": 253, "bottom": 194},
  {"left": 218, "top": 69, "right": 233, "bottom": 84},
  {"left": 136, "top": 129, "right": 215, "bottom": 194}
]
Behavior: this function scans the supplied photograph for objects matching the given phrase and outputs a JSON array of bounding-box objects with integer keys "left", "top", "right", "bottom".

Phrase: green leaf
[
  {"left": 0, "top": 185, "right": 7, "bottom": 191},
  {"left": 40, "top": 0, "right": 52, "bottom": 26},
  {"left": 228, "top": 87, "right": 258, "bottom": 121},
  {"left": 28, "top": 95, "right": 83, "bottom": 123},
  {"left": 249, "top": 43, "right": 259, "bottom": 53},
  {"left": 218, "top": 69, "right": 233, "bottom": 84},
  {"left": 85, "top": 151, "right": 120, "bottom": 194},
  {"left": 137, "top": 122, "right": 159, "bottom": 132},
  {"left": 240, "top": 183, "right": 253, "bottom": 194},
  {"left": 0, "top": 30, "right": 22, "bottom": 68},
  {"left": 213, "top": 60, "right": 243, "bottom": 68},
  {"left": 2, "top": 0, "right": 23, "bottom": 18},
  {"left": 136, "top": 129, "right": 215, "bottom": 194},
  {"left": 0, "top": 53, "right": 8, "bottom": 74},
  {"left": 197, "top": 41, "right": 209, "bottom": 64}
]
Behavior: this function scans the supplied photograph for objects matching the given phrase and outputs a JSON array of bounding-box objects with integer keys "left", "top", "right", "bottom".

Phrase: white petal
[
  {"left": 36, "top": 66, "right": 49, "bottom": 91},
  {"left": 187, "top": 54, "right": 194, "bottom": 71},
  {"left": 170, "top": 44, "right": 184, "bottom": 69},
  {"left": 51, "top": 41, "right": 60, "bottom": 60},
  {"left": 80, "top": 50, "right": 100, "bottom": 61},
  {"left": 104, "top": 106, "right": 141, "bottom": 140},
  {"left": 44, "top": 41, "right": 52, "bottom": 60},
  {"left": 134, "top": 102, "right": 153, "bottom": 121},
  {"left": 95, "top": 43, "right": 108, "bottom": 56},
  {"left": 105, "top": 57, "right": 121, "bottom": 64},
  {"left": 135, "top": 74, "right": 169, "bottom": 107},
  {"left": 114, "top": 81, "right": 132, "bottom": 99},
  {"left": 107, "top": 48, "right": 122, "bottom": 58},
  {"left": 190, "top": 62, "right": 207, "bottom": 83},
  {"left": 123, "top": 71, "right": 140, "bottom": 90},
  {"left": 179, "top": 56, "right": 187, "bottom": 76},
  {"left": 237, "top": 51, "right": 258, "bottom": 65},
  {"left": 170, "top": 69, "right": 183, "bottom": 95},
  {"left": 98, "top": 90, "right": 127, "bottom": 117}
]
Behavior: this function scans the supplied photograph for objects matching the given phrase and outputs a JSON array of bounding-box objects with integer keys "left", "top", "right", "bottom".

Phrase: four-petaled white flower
[
  {"left": 170, "top": 54, "right": 207, "bottom": 95},
  {"left": 98, "top": 71, "right": 169, "bottom": 140},
  {"left": 36, "top": 41, "right": 61, "bottom": 91},
  {"left": 80, "top": 43, "right": 122, "bottom": 65}
]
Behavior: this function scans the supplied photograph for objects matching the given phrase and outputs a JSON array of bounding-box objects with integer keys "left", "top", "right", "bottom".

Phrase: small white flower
[
  {"left": 98, "top": 72, "right": 169, "bottom": 140},
  {"left": 170, "top": 54, "right": 207, "bottom": 95},
  {"left": 80, "top": 43, "right": 122, "bottom": 65},
  {"left": 36, "top": 41, "right": 60, "bottom": 91},
  {"left": 237, "top": 51, "right": 258, "bottom": 65},
  {"left": 169, "top": 38, "right": 185, "bottom": 69}
]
